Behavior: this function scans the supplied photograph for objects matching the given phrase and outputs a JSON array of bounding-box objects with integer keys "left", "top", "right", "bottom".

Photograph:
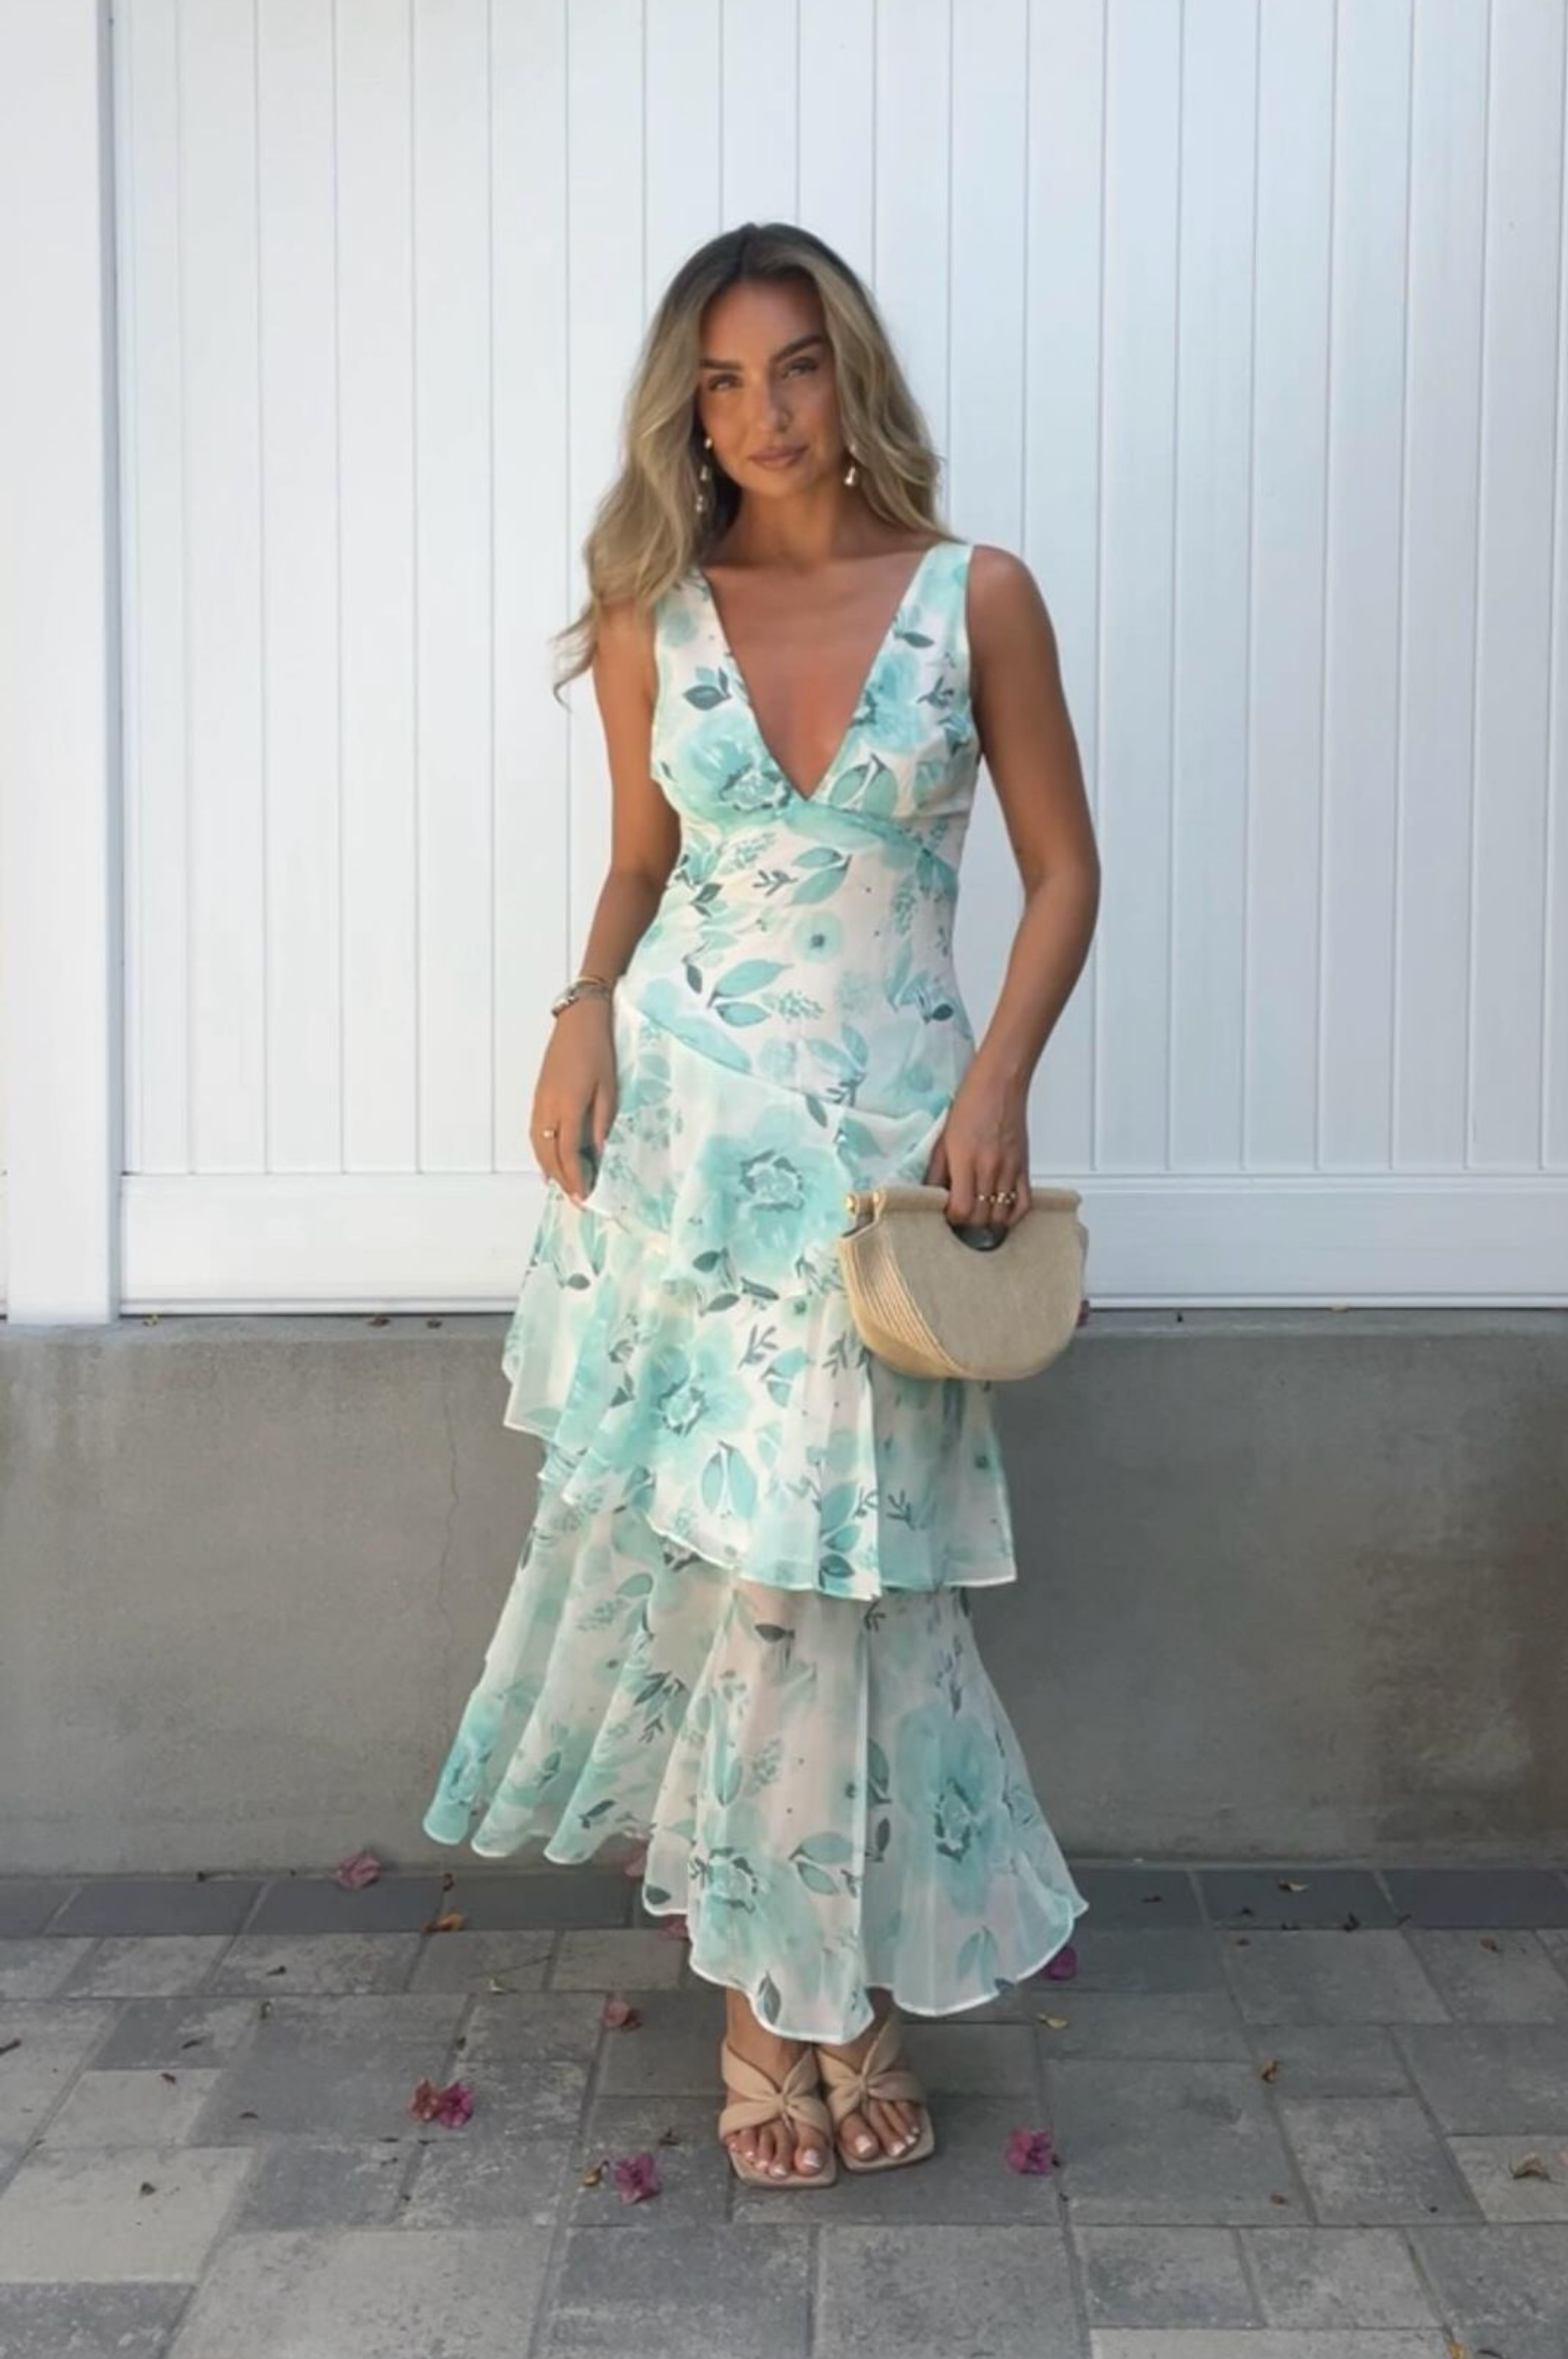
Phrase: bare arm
[
  {"left": 924, "top": 545, "right": 1100, "bottom": 1224},
  {"left": 530, "top": 596, "right": 681, "bottom": 1205}
]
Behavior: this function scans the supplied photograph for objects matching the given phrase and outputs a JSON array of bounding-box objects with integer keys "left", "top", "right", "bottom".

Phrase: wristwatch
[{"left": 549, "top": 973, "right": 614, "bottom": 1018}]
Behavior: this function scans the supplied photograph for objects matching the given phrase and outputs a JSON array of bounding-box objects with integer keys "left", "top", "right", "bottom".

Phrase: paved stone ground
[{"left": 2, "top": 1861, "right": 1568, "bottom": 2356}]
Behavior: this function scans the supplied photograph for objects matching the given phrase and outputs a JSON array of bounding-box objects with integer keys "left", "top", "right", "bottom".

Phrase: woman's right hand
[{"left": 531, "top": 998, "right": 618, "bottom": 1207}]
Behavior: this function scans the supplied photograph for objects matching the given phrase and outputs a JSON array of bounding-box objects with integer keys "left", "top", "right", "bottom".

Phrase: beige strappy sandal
[
  {"left": 715, "top": 2034, "right": 839, "bottom": 2188},
  {"left": 813, "top": 2007, "right": 935, "bottom": 2171}
]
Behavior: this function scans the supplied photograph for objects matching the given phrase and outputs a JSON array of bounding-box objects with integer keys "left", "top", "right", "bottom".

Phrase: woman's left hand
[{"left": 922, "top": 1070, "right": 1032, "bottom": 1229}]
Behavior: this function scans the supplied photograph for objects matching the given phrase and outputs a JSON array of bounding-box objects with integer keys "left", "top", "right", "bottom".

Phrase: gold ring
[{"left": 540, "top": 1125, "right": 558, "bottom": 1138}]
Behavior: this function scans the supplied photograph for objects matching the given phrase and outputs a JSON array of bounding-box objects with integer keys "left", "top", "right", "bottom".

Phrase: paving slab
[
  {"left": 1274, "top": 2096, "right": 1478, "bottom": 2224},
  {"left": 0, "top": 2282, "right": 192, "bottom": 2357},
  {"left": 562, "top": 2093, "right": 738, "bottom": 2230},
  {"left": 1384, "top": 1866, "right": 1568, "bottom": 1928},
  {"left": 1045, "top": 2058, "right": 1303, "bottom": 2225},
  {"left": 49, "top": 1880, "right": 261, "bottom": 1939},
  {"left": 1239, "top": 2025, "right": 1415, "bottom": 2098},
  {"left": 164, "top": 2224, "right": 552, "bottom": 2357},
  {"left": 815, "top": 2221, "right": 1085, "bottom": 2358},
  {"left": 1240, "top": 2224, "right": 1438, "bottom": 2327},
  {"left": 445, "top": 1866, "right": 636, "bottom": 1931},
  {"left": 404, "top": 1926, "right": 555, "bottom": 1992},
  {"left": 1394, "top": 2022, "right": 1568, "bottom": 2132},
  {"left": 90, "top": 1995, "right": 266, "bottom": 2072},
  {"left": 540, "top": 2223, "right": 812, "bottom": 2359},
  {"left": 1408, "top": 2221, "right": 1568, "bottom": 2346},
  {"left": 0, "top": 1937, "right": 95, "bottom": 1999},
  {"left": 1221, "top": 1931, "right": 1449, "bottom": 2024},
  {"left": 225, "top": 2138, "right": 411, "bottom": 2231},
  {"left": 1072, "top": 2224, "right": 1255, "bottom": 2327},
  {"left": 207, "top": 1931, "right": 422, "bottom": 1995},
  {"left": 241, "top": 1875, "right": 447, "bottom": 1936},
  {"left": 182, "top": 1991, "right": 469, "bottom": 2145},
  {"left": 0, "top": 1882, "right": 79, "bottom": 1939},
  {"left": 1198, "top": 1868, "right": 1397, "bottom": 1930},
  {"left": 1404, "top": 1927, "right": 1568, "bottom": 2021},
  {"left": 548, "top": 1925, "right": 686, "bottom": 1990},
  {"left": 35, "top": 2068, "right": 225, "bottom": 2148},
  {"left": 1071, "top": 1867, "right": 1202, "bottom": 1928},
  {"left": 1443, "top": 2134, "right": 1568, "bottom": 2221},
  {"left": 0, "top": 2000, "right": 116, "bottom": 2143},
  {"left": 1030, "top": 1989, "right": 1251, "bottom": 2060},
  {"left": 0, "top": 2142, "right": 254, "bottom": 2283},
  {"left": 1089, "top": 2334, "right": 1450, "bottom": 2357},
  {"left": 62, "top": 1937, "right": 229, "bottom": 1999}
]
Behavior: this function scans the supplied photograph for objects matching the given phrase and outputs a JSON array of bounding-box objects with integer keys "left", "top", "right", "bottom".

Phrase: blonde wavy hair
[{"left": 550, "top": 221, "right": 955, "bottom": 698}]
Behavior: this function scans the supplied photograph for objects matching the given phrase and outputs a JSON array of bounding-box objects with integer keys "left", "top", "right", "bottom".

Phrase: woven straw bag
[{"left": 836, "top": 1182, "right": 1087, "bottom": 1382}]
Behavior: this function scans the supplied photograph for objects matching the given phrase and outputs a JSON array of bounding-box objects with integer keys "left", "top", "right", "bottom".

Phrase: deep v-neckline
[{"left": 690, "top": 541, "right": 942, "bottom": 805}]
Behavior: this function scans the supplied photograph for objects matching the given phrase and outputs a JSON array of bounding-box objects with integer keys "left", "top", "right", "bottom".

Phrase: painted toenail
[
  {"left": 856, "top": 2136, "right": 875, "bottom": 2153},
  {"left": 800, "top": 2148, "right": 821, "bottom": 2167}
]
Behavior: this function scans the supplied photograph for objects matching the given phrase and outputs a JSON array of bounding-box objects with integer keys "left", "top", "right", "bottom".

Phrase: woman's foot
[
  {"left": 813, "top": 1989, "right": 927, "bottom": 2164},
  {"left": 719, "top": 1990, "right": 829, "bottom": 2180}
]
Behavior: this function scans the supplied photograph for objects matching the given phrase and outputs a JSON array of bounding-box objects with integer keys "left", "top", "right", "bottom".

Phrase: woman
[{"left": 422, "top": 221, "right": 1100, "bottom": 2190}]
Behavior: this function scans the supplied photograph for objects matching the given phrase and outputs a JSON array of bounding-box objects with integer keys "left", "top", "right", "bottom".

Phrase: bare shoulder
[
  {"left": 965, "top": 541, "right": 1055, "bottom": 630},
  {"left": 963, "top": 542, "right": 1061, "bottom": 683}
]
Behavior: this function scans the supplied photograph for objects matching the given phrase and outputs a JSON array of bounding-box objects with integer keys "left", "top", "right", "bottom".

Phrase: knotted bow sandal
[
  {"left": 715, "top": 2034, "right": 839, "bottom": 2187},
  {"left": 813, "top": 2007, "right": 936, "bottom": 2171}
]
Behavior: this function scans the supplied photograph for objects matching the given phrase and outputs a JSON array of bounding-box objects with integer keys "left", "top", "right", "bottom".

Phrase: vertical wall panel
[
  {"left": 1246, "top": 0, "right": 1334, "bottom": 1171},
  {"left": 1169, "top": 0, "right": 1257, "bottom": 1172},
  {"left": 412, "top": 0, "right": 494, "bottom": 1171},
  {"left": 1395, "top": 0, "right": 1489, "bottom": 1172},
  {"left": 178, "top": 0, "right": 267, "bottom": 1171},
  {"left": 1469, "top": 0, "right": 1564, "bottom": 1167},
  {"left": 491, "top": 0, "right": 571, "bottom": 1175},
  {"left": 948, "top": 0, "right": 1029, "bottom": 1041},
  {"left": 119, "top": 0, "right": 191, "bottom": 1176},
  {"left": 105, "top": 0, "right": 1568, "bottom": 1308},
  {"left": 337, "top": 0, "right": 418, "bottom": 1172},
  {"left": 1320, "top": 1, "right": 1413, "bottom": 1168},
  {"left": 257, "top": 0, "right": 342, "bottom": 1170},
  {"left": 1021, "top": 0, "right": 1103, "bottom": 1180},
  {"left": 1097, "top": 2, "right": 1181, "bottom": 1171}
]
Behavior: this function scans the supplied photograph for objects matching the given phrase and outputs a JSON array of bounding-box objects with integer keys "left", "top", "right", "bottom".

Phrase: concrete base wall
[{"left": 2, "top": 1312, "right": 1565, "bottom": 1874}]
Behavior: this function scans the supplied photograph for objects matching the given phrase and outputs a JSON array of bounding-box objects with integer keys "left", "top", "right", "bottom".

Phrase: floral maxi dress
[{"left": 421, "top": 536, "right": 1088, "bottom": 2042}]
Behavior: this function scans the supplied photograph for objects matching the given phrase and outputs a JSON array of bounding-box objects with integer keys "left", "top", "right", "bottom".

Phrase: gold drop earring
[
  {"left": 843, "top": 446, "right": 859, "bottom": 487},
  {"left": 695, "top": 432, "right": 715, "bottom": 516}
]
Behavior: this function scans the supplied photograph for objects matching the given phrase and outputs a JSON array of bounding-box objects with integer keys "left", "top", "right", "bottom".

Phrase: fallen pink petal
[
  {"left": 655, "top": 1914, "right": 690, "bottom": 1942},
  {"left": 407, "top": 2075, "right": 475, "bottom": 2127},
  {"left": 601, "top": 1995, "right": 641, "bottom": 2028},
  {"left": 612, "top": 2149, "right": 660, "bottom": 2203},
  {"left": 1006, "top": 2127, "right": 1058, "bottom": 2174},
  {"left": 1040, "top": 1943, "right": 1078, "bottom": 1982},
  {"left": 334, "top": 1848, "right": 381, "bottom": 1890}
]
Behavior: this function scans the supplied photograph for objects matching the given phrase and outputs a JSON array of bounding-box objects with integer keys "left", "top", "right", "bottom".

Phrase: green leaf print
[
  {"left": 757, "top": 1972, "right": 783, "bottom": 2026},
  {"left": 867, "top": 1736, "right": 892, "bottom": 1804},
  {"left": 643, "top": 1884, "right": 673, "bottom": 1907},
  {"left": 713, "top": 958, "right": 787, "bottom": 998},
  {"left": 796, "top": 1832, "right": 854, "bottom": 1864},
  {"left": 956, "top": 1925, "right": 1004, "bottom": 1986},
  {"left": 795, "top": 1860, "right": 838, "bottom": 1896},
  {"left": 793, "top": 863, "right": 846, "bottom": 905},
  {"left": 713, "top": 1001, "right": 770, "bottom": 1026},
  {"left": 718, "top": 1757, "right": 743, "bottom": 1806},
  {"left": 615, "top": 1573, "right": 653, "bottom": 1599},
  {"left": 683, "top": 960, "right": 703, "bottom": 992}
]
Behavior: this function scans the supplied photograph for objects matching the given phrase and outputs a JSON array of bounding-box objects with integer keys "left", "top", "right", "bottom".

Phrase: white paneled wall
[{"left": 5, "top": 0, "right": 1566, "bottom": 1313}]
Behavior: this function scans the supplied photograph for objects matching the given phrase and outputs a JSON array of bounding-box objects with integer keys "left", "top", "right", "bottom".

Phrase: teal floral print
[{"left": 422, "top": 537, "right": 1087, "bottom": 2038}]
